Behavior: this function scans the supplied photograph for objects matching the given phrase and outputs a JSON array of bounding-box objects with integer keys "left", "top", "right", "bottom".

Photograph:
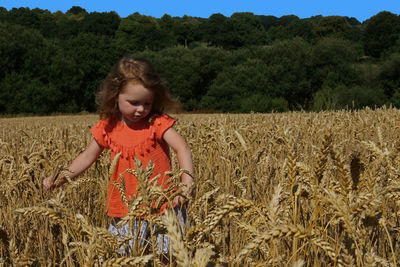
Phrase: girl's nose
[{"left": 137, "top": 105, "right": 144, "bottom": 112}]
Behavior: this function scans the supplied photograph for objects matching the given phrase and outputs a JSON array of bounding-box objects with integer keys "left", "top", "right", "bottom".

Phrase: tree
[
  {"left": 229, "top": 12, "right": 266, "bottom": 47},
  {"left": 115, "top": 13, "right": 167, "bottom": 52},
  {"left": 310, "top": 37, "right": 361, "bottom": 91},
  {"left": 312, "top": 16, "right": 353, "bottom": 39},
  {"left": 201, "top": 58, "right": 273, "bottom": 111},
  {"left": 265, "top": 25, "right": 290, "bottom": 43},
  {"left": 377, "top": 53, "right": 400, "bottom": 97},
  {"left": 277, "top": 15, "right": 300, "bottom": 26},
  {"left": 66, "top": 6, "right": 87, "bottom": 15},
  {"left": 31, "top": 8, "right": 59, "bottom": 38},
  {"left": 171, "top": 15, "right": 202, "bottom": 47},
  {"left": 363, "top": 11, "right": 400, "bottom": 57},
  {"left": 313, "top": 84, "right": 387, "bottom": 111},
  {"left": 60, "top": 33, "right": 118, "bottom": 112},
  {"left": 389, "top": 88, "right": 400, "bottom": 108},
  {"left": 2, "top": 7, "right": 41, "bottom": 29},
  {"left": 191, "top": 47, "right": 230, "bottom": 101},
  {"left": 158, "top": 14, "right": 178, "bottom": 47},
  {"left": 81, "top": 11, "right": 120, "bottom": 36},
  {"left": 1, "top": 8, "right": 399, "bottom": 114},
  {"left": 258, "top": 15, "right": 279, "bottom": 31},
  {"left": 0, "top": 22, "right": 63, "bottom": 113},
  {"left": 0, "top": 72, "right": 60, "bottom": 113},
  {"left": 199, "top": 38, "right": 314, "bottom": 111},
  {"left": 139, "top": 47, "right": 203, "bottom": 110},
  {"left": 346, "top": 17, "right": 361, "bottom": 26},
  {"left": 286, "top": 18, "right": 315, "bottom": 41},
  {"left": 202, "top": 13, "right": 233, "bottom": 48},
  {"left": 256, "top": 38, "right": 314, "bottom": 108},
  {"left": 266, "top": 17, "right": 316, "bottom": 43},
  {"left": 0, "top": 22, "right": 55, "bottom": 79},
  {"left": 53, "top": 10, "right": 83, "bottom": 39},
  {"left": 240, "top": 94, "right": 288, "bottom": 112}
]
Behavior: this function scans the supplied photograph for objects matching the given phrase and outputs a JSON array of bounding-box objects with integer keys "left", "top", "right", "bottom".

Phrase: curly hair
[{"left": 96, "top": 56, "right": 180, "bottom": 120}]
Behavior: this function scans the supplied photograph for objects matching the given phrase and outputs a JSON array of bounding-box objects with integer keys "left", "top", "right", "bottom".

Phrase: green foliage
[
  {"left": 229, "top": 12, "right": 266, "bottom": 47},
  {"left": 286, "top": 18, "right": 315, "bottom": 41},
  {"left": 389, "top": 88, "right": 400, "bottom": 108},
  {"left": 240, "top": 95, "right": 288, "bottom": 113},
  {"left": 202, "top": 12, "right": 266, "bottom": 49},
  {"left": 60, "top": 33, "right": 119, "bottom": 111},
  {"left": 81, "top": 11, "right": 120, "bottom": 36},
  {"left": 66, "top": 6, "right": 87, "bottom": 15},
  {"left": 0, "top": 21, "right": 56, "bottom": 79},
  {"left": 313, "top": 85, "right": 387, "bottom": 111},
  {"left": 0, "top": 7, "right": 399, "bottom": 114},
  {"left": 171, "top": 15, "right": 203, "bottom": 47},
  {"left": 114, "top": 13, "right": 170, "bottom": 52},
  {"left": 0, "top": 72, "right": 61, "bottom": 113},
  {"left": 310, "top": 38, "right": 362, "bottom": 92},
  {"left": 250, "top": 38, "right": 313, "bottom": 108},
  {"left": 201, "top": 58, "right": 270, "bottom": 111},
  {"left": 265, "top": 26, "right": 291, "bottom": 43},
  {"left": 313, "top": 16, "right": 353, "bottom": 39},
  {"left": 265, "top": 17, "right": 316, "bottom": 44},
  {"left": 312, "top": 87, "right": 339, "bottom": 111},
  {"left": 202, "top": 13, "right": 234, "bottom": 48},
  {"left": 338, "top": 85, "right": 387, "bottom": 109},
  {"left": 363, "top": 11, "right": 400, "bottom": 58},
  {"left": 376, "top": 53, "right": 400, "bottom": 97},
  {"left": 139, "top": 47, "right": 203, "bottom": 110}
]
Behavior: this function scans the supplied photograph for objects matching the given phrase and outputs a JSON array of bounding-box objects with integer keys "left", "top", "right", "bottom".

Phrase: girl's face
[{"left": 117, "top": 82, "right": 154, "bottom": 124}]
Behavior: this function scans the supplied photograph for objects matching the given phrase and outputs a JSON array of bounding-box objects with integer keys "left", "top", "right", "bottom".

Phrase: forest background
[{"left": 1, "top": 6, "right": 400, "bottom": 114}]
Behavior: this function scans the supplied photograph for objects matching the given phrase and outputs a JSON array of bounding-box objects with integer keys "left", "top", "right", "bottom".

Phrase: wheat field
[{"left": 1, "top": 108, "right": 400, "bottom": 266}]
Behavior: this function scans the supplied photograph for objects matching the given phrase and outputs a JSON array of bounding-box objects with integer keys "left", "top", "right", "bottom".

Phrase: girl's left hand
[
  {"left": 43, "top": 175, "right": 55, "bottom": 190},
  {"left": 173, "top": 195, "right": 189, "bottom": 207}
]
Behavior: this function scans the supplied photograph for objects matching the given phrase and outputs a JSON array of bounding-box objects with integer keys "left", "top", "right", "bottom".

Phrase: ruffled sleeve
[
  {"left": 153, "top": 114, "right": 177, "bottom": 141},
  {"left": 90, "top": 119, "right": 111, "bottom": 149}
]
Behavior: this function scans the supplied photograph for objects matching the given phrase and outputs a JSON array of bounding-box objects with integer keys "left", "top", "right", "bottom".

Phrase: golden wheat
[{"left": 1, "top": 108, "right": 400, "bottom": 266}]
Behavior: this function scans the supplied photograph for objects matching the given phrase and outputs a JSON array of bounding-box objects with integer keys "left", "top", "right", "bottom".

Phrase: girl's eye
[{"left": 129, "top": 101, "right": 151, "bottom": 107}]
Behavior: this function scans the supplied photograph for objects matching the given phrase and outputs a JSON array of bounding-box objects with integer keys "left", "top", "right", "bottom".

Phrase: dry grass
[{"left": 1, "top": 107, "right": 400, "bottom": 266}]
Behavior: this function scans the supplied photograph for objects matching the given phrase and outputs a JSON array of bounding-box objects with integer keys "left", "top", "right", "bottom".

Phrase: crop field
[{"left": 1, "top": 108, "right": 400, "bottom": 266}]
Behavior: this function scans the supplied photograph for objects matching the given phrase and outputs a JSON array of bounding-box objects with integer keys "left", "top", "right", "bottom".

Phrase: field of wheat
[{"left": 1, "top": 108, "right": 400, "bottom": 266}]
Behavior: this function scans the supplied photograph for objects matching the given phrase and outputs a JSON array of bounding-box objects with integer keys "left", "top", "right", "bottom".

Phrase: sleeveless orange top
[{"left": 90, "top": 114, "right": 176, "bottom": 217}]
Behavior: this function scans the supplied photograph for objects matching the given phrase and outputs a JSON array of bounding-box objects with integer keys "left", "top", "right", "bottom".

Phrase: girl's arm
[
  {"left": 163, "top": 127, "right": 194, "bottom": 202},
  {"left": 43, "top": 139, "right": 104, "bottom": 190}
]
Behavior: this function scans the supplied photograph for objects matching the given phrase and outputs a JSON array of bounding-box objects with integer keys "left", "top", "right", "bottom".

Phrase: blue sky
[{"left": 1, "top": 0, "right": 399, "bottom": 22}]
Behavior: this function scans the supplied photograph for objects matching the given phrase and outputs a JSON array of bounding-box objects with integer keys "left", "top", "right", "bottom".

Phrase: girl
[{"left": 43, "top": 56, "right": 194, "bottom": 257}]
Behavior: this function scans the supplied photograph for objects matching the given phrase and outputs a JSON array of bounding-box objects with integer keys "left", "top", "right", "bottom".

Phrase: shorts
[{"left": 108, "top": 206, "right": 187, "bottom": 255}]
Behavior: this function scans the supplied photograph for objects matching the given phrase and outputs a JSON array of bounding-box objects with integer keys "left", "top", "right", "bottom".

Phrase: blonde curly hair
[{"left": 96, "top": 56, "right": 180, "bottom": 120}]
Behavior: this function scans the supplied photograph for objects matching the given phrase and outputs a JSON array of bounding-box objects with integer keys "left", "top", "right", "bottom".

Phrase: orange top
[{"left": 90, "top": 114, "right": 176, "bottom": 217}]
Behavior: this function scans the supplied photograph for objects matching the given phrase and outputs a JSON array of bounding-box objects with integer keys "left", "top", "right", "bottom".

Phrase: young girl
[{"left": 43, "top": 56, "right": 194, "bottom": 256}]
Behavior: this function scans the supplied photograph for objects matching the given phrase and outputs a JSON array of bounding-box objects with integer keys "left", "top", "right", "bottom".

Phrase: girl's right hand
[{"left": 43, "top": 176, "right": 55, "bottom": 190}]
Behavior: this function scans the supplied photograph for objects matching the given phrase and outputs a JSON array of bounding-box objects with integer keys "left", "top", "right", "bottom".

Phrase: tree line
[{"left": 1, "top": 6, "right": 400, "bottom": 114}]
